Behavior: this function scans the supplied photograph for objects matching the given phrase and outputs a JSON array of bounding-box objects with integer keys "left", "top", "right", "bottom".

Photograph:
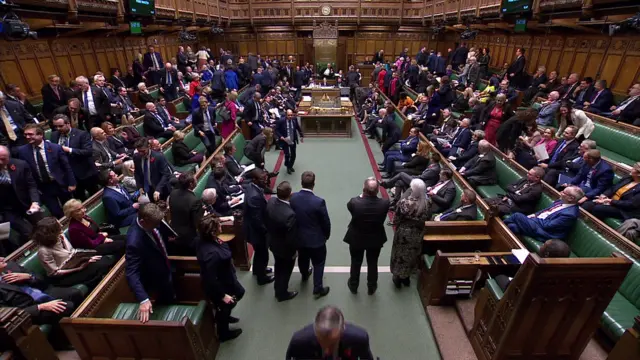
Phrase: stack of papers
[{"left": 511, "top": 249, "right": 530, "bottom": 264}]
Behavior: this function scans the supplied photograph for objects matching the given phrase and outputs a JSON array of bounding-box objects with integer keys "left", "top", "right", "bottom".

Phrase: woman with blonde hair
[
  {"left": 196, "top": 46, "right": 210, "bottom": 68},
  {"left": 121, "top": 160, "right": 137, "bottom": 194},
  {"left": 65, "top": 199, "right": 126, "bottom": 256},
  {"left": 171, "top": 130, "right": 204, "bottom": 167}
]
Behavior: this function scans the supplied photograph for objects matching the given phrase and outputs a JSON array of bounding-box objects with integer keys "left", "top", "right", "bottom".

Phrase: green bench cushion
[
  {"left": 136, "top": 122, "right": 144, "bottom": 137},
  {"left": 486, "top": 278, "right": 504, "bottom": 300},
  {"left": 111, "top": 300, "right": 207, "bottom": 326},
  {"left": 423, "top": 254, "right": 435, "bottom": 270},
  {"left": 17, "top": 252, "right": 90, "bottom": 296},
  {"left": 194, "top": 169, "right": 210, "bottom": 198},
  {"left": 605, "top": 218, "right": 623, "bottom": 230},
  {"left": 598, "top": 148, "right": 635, "bottom": 167},
  {"left": 589, "top": 123, "right": 640, "bottom": 165},
  {"left": 149, "top": 89, "right": 159, "bottom": 99},
  {"left": 601, "top": 292, "right": 640, "bottom": 340}
]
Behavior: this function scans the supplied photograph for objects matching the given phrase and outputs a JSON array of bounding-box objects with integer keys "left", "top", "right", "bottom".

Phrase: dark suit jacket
[
  {"left": 195, "top": 238, "right": 239, "bottom": 304},
  {"left": 573, "top": 86, "right": 595, "bottom": 107},
  {"left": 505, "top": 179, "right": 543, "bottom": 214},
  {"left": 52, "top": 106, "right": 90, "bottom": 131},
  {"left": 125, "top": 220, "right": 174, "bottom": 303},
  {"left": 143, "top": 111, "right": 169, "bottom": 138},
  {"left": 0, "top": 261, "right": 59, "bottom": 317},
  {"left": 602, "top": 176, "right": 640, "bottom": 219},
  {"left": 547, "top": 139, "right": 580, "bottom": 169},
  {"left": 41, "top": 84, "right": 68, "bottom": 118},
  {"left": 133, "top": 151, "right": 173, "bottom": 196},
  {"left": 74, "top": 86, "right": 110, "bottom": 119},
  {"left": 618, "top": 97, "right": 640, "bottom": 124},
  {"left": 204, "top": 173, "right": 238, "bottom": 216},
  {"left": 587, "top": 89, "right": 614, "bottom": 113},
  {"left": 5, "top": 159, "right": 39, "bottom": 211},
  {"left": 1, "top": 100, "right": 33, "bottom": 140},
  {"left": 450, "top": 127, "right": 472, "bottom": 151},
  {"left": 274, "top": 118, "right": 303, "bottom": 145},
  {"left": 463, "top": 153, "right": 497, "bottom": 185},
  {"left": 110, "top": 76, "right": 127, "bottom": 91},
  {"left": 452, "top": 47, "right": 468, "bottom": 65},
  {"left": 211, "top": 70, "right": 226, "bottom": 91},
  {"left": 455, "top": 141, "right": 479, "bottom": 167},
  {"left": 92, "top": 140, "right": 120, "bottom": 171},
  {"left": 160, "top": 68, "right": 178, "bottom": 88},
  {"left": 50, "top": 128, "right": 98, "bottom": 180},
  {"left": 286, "top": 323, "right": 374, "bottom": 360},
  {"left": 569, "top": 160, "right": 614, "bottom": 199},
  {"left": 430, "top": 181, "right": 457, "bottom": 213},
  {"left": 224, "top": 154, "right": 243, "bottom": 177},
  {"left": 265, "top": 198, "right": 298, "bottom": 258},
  {"left": 507, "top": 56, "right": 526, "bottom": 77},
  {"left": 244, "top": 133, "right": 266, "bottom": 159},
  {"left": 142, "top": 52, "right": 164, "bottom": 71},
  {"left": 290, "top": 190, "right": 331, "bottom": 249},
  {"left": 441, "top": 204, "right": 478, "bottom": 221},
  {"left": 16, "top": 142, "right": 76, "bottom": 187},
  {"left": 343, "top": 195, "right": 390, "bottom": 249},
  {"left": 102, "top": 187, "right": 137, "bottom": 228},
  {"left": 418, "top": 162, "right": 441, "bottom": 187},
  {"left": 169, "top": 188, "right": 204, "bottom": 249},
  {"left": 191, "top": 106, "right": 217, "bottom": 134},
  {"left": 242, "top": 183, "right": 268, "bottom": 245}
]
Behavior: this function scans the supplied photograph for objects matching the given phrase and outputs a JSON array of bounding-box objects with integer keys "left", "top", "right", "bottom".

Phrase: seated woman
[
  {"left": 121, "top": 160, "right": 138, "bottom": 195},
  {"left": 64, "top": 199, "right": 126, "bottom": 257},
  {"left": 397, "top": 93, "right": 415, "bottom": 115},
  {"left": 34, "top": 217, "right": 114, "bottom": 288},
  {"left": 172, "top": 130, "right": 205, "bottom": 167},
  {"left": 515, "top": 127, "right": 557, "bottom": 170},
  {"left": 137, "top": 82, "right": 155, "bottom": 105},
  {"left": 582, "top": 162, "right": 640, "bottom": 221}
]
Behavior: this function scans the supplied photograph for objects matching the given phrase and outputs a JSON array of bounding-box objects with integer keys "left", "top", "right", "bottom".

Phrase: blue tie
[
  {"left": 550, "top": 140, "right": 566, "bottom": 163},
  {"left": 440, "top": 209, "right": 454, "bottom": 220},
  {"left": 143, "top": 158, "right": 150, "bottom": 194},
  {"left": 205, "top": 110, "right": 214, "bottom": 132},
  {"left": 167, "top": 72, "right": 172, "bottom": 86},
  {"left": 83, "top": 91, "right": 89, "bottom": 109},
  {"left": 20, "top": 285, "right": 53, "bottom": 303}
]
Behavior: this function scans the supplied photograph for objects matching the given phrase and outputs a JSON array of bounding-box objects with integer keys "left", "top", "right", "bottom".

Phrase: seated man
[
  {"left": 204, "top": 168, "right": 243, "bottom": 216},
  {"left": 459, "top": 140, "right": 497, "bottom": 187},
  {"left": 560, "top": 149, "right": 614, "bottom": 203},
  {"left": 505, "top": 186, "right": 583, "bottom": 242},
  {"left": 223, "top": 142, "right": 246, "bottom": 177},
  {"left": 486, "top": 166, "right": 545, "bottom": 217},
  {"left": 497, "top": 79, "right": 518, "bottom": 105},
  {"left": 582, "top": 162, "right": 640, "bottom": 221},
  {"left": 607, "top": 82, "right": 640, "bottom": 126},
  {"left": 0, "top": 257, "right": 84, "bottom": 327},
  {"left": 583, "top": 80, "right": 613, "bottom": 114},
  {"left": 540, "top": 125, "right": 580, "bottom": 186},
  {"left": 378, "top": 109, "right": 402, "bottom": 153},
  {"left": 535, "top": 91, "right": 561, "bottom": 126},
  {"left": 142, "top": 102, "right": 176, "bottom": 140},
  {"left": 542, "top": 139, "right": 595, "bottom": 187},
  {"left": 434, "top": 189, "right": 478, "bottom": 221},
  {"left": 450, "top": 129, "right": 484, "bottom": 167},
  {"left": 379, "top": 127, "right": 419, "bottom": 177},
  {"left": 427, "top": 169, "right": 457, "bottom": 214},
  {"left": 156, "top": 96, "right": 186, "bottom": 130},
  {"left": 101, "top": 170, "right": 139, "bottom": 228},
  {"left": 202, "top": 188, "right": 240, "bottom": 217},
  {"left": 437, "top": 118, "right": 472, "bottom": 157}
]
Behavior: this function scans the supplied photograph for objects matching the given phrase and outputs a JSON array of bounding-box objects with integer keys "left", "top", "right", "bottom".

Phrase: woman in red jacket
[{"left": 64, "top": 199, "right": 126, "bottom": 257}]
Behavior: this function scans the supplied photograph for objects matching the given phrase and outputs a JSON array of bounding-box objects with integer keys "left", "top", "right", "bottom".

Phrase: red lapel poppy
[
  {"left": 9, "top": 164, "right": 16, "bottom": 171},
  {"left": 150, "top": 157, "right": 156, "bottom": 163},
  {"left": 344, "top": 348, "right": 352, "bottom": 358},
  {"left": 47, "top": 146, "right": 53, "bottom": 153}
]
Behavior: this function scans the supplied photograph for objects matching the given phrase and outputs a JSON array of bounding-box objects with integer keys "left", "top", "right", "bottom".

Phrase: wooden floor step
[{"left": 423, "top": 234, "right": 492, "bottom": 241}]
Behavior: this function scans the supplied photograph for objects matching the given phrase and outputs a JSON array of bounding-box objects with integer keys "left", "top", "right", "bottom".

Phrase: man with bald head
[
  {"left": 342, "top": 177, "right": 390, "bottom": 295},
  {"left": 275, "top": 109, "right": 304, "bottom": 174},
  {"left": 560, "top": 73, "right": 580, "bottom": 101},
  {"left": 143, "top": 102, "right": 175, "bottom": 139},
  {"left": 536, "top": 91, "right": 561, "bottom": 126},
  {"left": 91, "top": 127, "right": 126, "bottom": 174},
  {"left": 562, "top": 149, "right": 614, "bottom": 203},
  {"left": 160, "top": 62, "right": 179, "bottom": 101}
]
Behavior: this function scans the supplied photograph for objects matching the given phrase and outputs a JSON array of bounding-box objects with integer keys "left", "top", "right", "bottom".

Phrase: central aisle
[{"left": 216, "top": 119, "right": 441, "bottom": 359}]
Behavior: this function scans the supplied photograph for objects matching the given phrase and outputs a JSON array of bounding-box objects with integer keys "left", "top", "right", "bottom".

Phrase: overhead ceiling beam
[
  {"left": 60, "top": 22, "right": 116, "bottom": 37},
  {"left": 549, "top": 19, "right": 601, "bottom": 33}
]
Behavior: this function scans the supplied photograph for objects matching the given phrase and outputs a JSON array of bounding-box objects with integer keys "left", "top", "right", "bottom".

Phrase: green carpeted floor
[{"left": 216, "top": 119, "right": 442, "bottom": 360}]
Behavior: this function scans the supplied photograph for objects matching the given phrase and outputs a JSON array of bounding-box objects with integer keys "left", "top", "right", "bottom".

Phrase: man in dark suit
[
  {"left": 562, "top": 149, "right": 614, "bottom": 202},
  {"left": 0, "top": 258, "right": 84, "bottom": 326},
  {"left": 143, "top": 102, "right": 175, "bottom": 140},
  {"left": 541, "top": 125, "right": 581, "bottom": 185},
  {"left": 53, "top": 98, "right": 90, "bottom": 131},
  {"left": 41, "top": 75, "right": 68, "bottom": 120},
  {"left": 142, "top": 45, "right": 164, "bottom": 85},
  {"left": 610, "top": 83, "right": 640, "bottom": 125},
  {"left": 243, "top": 170, "right": 274, "bottom": 285},
  {"left": 169, "top": 173, "right": 204, "bottom": 255},
  {"left": 100, "top": 170, "right": 138, "bottom": 229},
  {"left": 211, "top": 68, "right": 226, "bottom": 100},
  {"left": 438, "top": 118, "right": 472, "bottom": 157},
  {"left": 505, "top": 186, "right": 583, "bottom": 242},
  {"left": 126, "top": 203, "right": 175, "bottom": 323},
  {"left": 0, "top": 146, "right": 41, "bottom": 249},
  {"left": 110, "top": 69, "right": 128, "bottom": 92},
  {"left": 451, "top": 43, "right": 469, "bottom": 70},
  {"left": 50, "top": 114, "right": 100, "bottom": 200},
  {"left": 265, "top": 181, "right": 299, "bottom": 302},
  {"left": 460, "top": 140, "right": 497, "bottom": 187},
  {"left": 16, "top": 124, "right": 76, "bottom": 218},
  {"left": 507, "top": 48, "right": 526, "bottom": 89},
  {"left": 583, "top": 80, "right": 614, "bottom": 114},
  {"left": 191, "top": 97, "right": 219, "bottom": 155},
  {"left": 572, "top": 78, "right": 595, "bottom": 108},
  {"left": 205, "top": 166, "right": 243, "bottom": 215},
  {"left": 582, "top": 163, "right": 640, "bottom": 221},
  {"left": 450, "top": 130, "right": 482, "bottom": 167},
  {"left": 380, "top": 155, "right": 442, "bottom": 203},
  {"left": 427, "top": 169, "right": 457, "bottom": 214},
  {"left": 176, "top": 46, "right": 188, "bottom": 74},
  {"left": 486, "top": 167, "right": 545, "bottom": 217},
  {"left": 343, "top": 178, "right": 390, "bottom": 295},
  {"left": 286, "top": 305, "right": 374, "bottom": 360},
  {"left": 378, "top": 109, "right": 402, "bottom": 154},
  {"left": 1, "top": 91, "right": 34, "bottom": 149},
  {"left": 133, "top": 138, "right": 173, "bottom": 202},
  {"left": 435, "top": 189, "right": 478, "bottom": 221},
  {"left": 113, "top": 87, "right": 139, "bottom": 124},
  {"left": 379, "top": 127, "right": 419, "bottom": 177},
  {"left": 373, "top": 49, "right": 384, "bottom": 64},
  {"left": 74, "top": 75, "right": 110, "bottom": 128},
  {"left": 159, "top": 63, "right": 179, "bottom": 101},
  {"left": 290, "top": 171, "right": 331, "bottom": 299},
  {"left": 90, "top": 127, "right": 126, "bottom": 174},
  {"left": 223, "top": 142, "right": 245, "bottom": 177},
  {"left": 560, "top": 73, "right": 580, "bottom": 101},
  {"left": 275, "top": 110, "right": 304, "bottom": 174}
]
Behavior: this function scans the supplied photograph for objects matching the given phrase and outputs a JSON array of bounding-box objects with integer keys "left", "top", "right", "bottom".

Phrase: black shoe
[
  {"left": 347, "top": 280, "right": 358, "bottom": 294},
  {"left": 229, "top": 316, "right": 240, "bottom": 324},
  {"left": 314, "top": 287, "right": 330, "bottom": 299},
  {"left": 276, "top": 291, "right": 299, "bottom": 302},
  {"left": 287, "top": 168, "right": 292, "bottom": 174},
  {"left": 219, "top": 328, "right": 243, "bottom": 342},
  {"left": 268, "top": 171, "right": 279, "bottom": 178},
  {"left": 266, "top": 267, "right": 273, "bottom": 274},
  {"left": 367, "top": 285, "right": 377, "bottom": 295},
  {"left": 381, "top": 173, "right": 392, "bottom": 179},
  {"left": 301, "top": 267, "right": 313, "bottom": 282},
  {"left": 402, "top": 277, "right": 411, "bottom": 287},
  {"left": 377, "top": 162, "right": 384, "bottom": 166},
  {"left": 290, "top": 167, "right": 295, "bottom": 172},
  {"left": 257, "top": 275, "right": 275, "bottom": 285},
  {"left": 392, "top": 276, "right": 402, "bottom": 289}
]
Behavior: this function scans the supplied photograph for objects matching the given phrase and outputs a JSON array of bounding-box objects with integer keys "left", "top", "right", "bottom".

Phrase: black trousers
[
  {"left": 0, "top": 210, "right": 34, "bottom": 253},
  {"left": 349, "top": 246, "right": 382, "bottom": 288},
  {"left": 33, "top": 286, "right": 84, "bottom": 325},
  {"left": 485, "top": 197, "right": 515, "bottom": 217},
  {"left": 282, "top": 143, "right": 297, "bottom": 170},
  {"left": 162, "top": 86, "right": 178, "bottom": 101},
  {"left": 198, "top": 130, "right": 218, "bottom": 155},
  {"left": 75, "top": 174, "right": 101, "bottom": 201},
  {"left": 214, "top": 280, "right": 245, "bottom": 336},
  {"left": 39, "top": 182, "right": 71, "bottom": 218},
  {"left": 273, "top": 254, "right": 296, "bottom": 298},
  {"left": 94, "top": 236, "right": 127, "bottom": 257},
  {"left": 298, "top": 245, "right": 327, "bottom": 293},
  {"left": 245, "top": 151, "right": 264, "bottom": 169},
  {"left": 251, "top": 240, "right": 270, "bottom": 279},
  {"left": 47, "top": 256, "right": 115, "bottom": 289},
  {"left": 581, "top": 201, "right": 624, "bottom": 220}
]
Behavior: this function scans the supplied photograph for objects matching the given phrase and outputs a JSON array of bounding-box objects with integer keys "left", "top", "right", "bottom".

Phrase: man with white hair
[
  {"left": 90, "top": 127, "right": 126, "bottom": 174},
  {"left": 73, "top": 75, "right": 109, "bottom": 128},
  {"left": 459, "top": 139, "right": 497, "bottom": 187},
  {"left": 536, "top": 91, "right": 561, "bottom": 126},
  {"left": 160, "top": 62, "right": 179, "bottom": 101},
  {"left": 505, "top": 186, "right": 583, "bottom": 242},
  {"left": 143, "top": 102, "right": 175, "bottom": 139}
]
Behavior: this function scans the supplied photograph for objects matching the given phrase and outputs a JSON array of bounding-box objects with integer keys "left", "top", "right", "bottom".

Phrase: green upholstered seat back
[
  {"left": 589, "top": 123, "right": 640, "bottom": 164},
  {"left": 44, "top": 129, "right": 52, "bottom": 140},
  {"left": 87, "top": 203, "right": 108, "bottom": 225},
  {"left": 111, "top": 301, "right": 207, "bottom": 325},
  {"left": 450, "top": 177, "right": 484, "bottom": 220},
  {"left": 183, "top": 130, "right": 200, "bottom": 150},
  {"left": 494, "top": 157, "right": 521, "bottom": 189},
  {"left": 406, "top": 90, "right": 417, "bottom": 101},
  {"left": 232, "top": 133, "right": 246, "bottom": 161},
  {"left": 175, "top": 102, "right": 186, "bottom": 113},
  {"left": 393, "top": 112, "right": 405, "bottom": 131},
  {"left": 136, "top": 122, "right": 145, "bottom": 137},
  {"left": 18, "top": 251, "right": 46, "bottom": 277},
  {"left": 476, "top": 82, "right": 487, "bottom": 92},
  {"left": 194, "top": 169, "right": 209, "bottom": 198},
  {"left": 149, "top": 89, "right": 159, "bottom": 99},
  {"left": 163, "top": 148, "right": 174, "bottom": 165}
]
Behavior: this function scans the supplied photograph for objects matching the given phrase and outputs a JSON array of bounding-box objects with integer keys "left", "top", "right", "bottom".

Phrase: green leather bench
[
  {"left": 162, "top": 129, "right": 211, "bottom": 174},
  {"left": 194, "top": 169, "right": 210, "bottom": 198},
  {"left": 111, "top": 300, "right": 207, "bottom": 325},
  {"left": 232, "top": 132, "right": 252, "bottom": 166},
  {"left": 588, "top": 123, "right": 640, "bottom": 166}
]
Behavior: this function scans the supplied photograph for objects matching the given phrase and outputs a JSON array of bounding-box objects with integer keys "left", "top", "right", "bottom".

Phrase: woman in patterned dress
[{"left": 390, "top": 179, "right": 431, "bottom": 288}]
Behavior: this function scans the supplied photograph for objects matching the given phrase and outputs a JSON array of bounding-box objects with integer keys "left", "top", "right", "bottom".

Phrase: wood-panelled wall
[{"left": 465, "top": 34, "right": 640, "bottom": 95}]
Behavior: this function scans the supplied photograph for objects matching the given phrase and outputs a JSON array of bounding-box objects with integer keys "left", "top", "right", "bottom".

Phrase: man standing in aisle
[
  {"left": 143, "top": 45, "right": 164, "bottom": 86},
  {"left": 343, "top": 177, "right": 390, "bottom": 295},
  {"left": 275, "top": 110, "right": 303, "bottom": 175},
  {"left": 244, "top": 169, "right": 275, "bottom": 285},
  {"left": 290, "top": 171, "right": 331, "bottom": 299}
]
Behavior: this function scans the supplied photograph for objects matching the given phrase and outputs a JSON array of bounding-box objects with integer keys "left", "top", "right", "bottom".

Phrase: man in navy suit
[
  {"left": 505, "top": 186, "right": 583, "bottom": 242},
  {"left": 143, "top": 45, "right": 164, "bottom": 85},
  {"left": 582, "top": 163, "right": 640, "bottom": 221},
  {"left": 379, "top": 127, "right": 419, "bottom": 177},
  {"left": 73, "top": 76, "right": 110, "bottom": 128},
  {"left": 126, "top": 203, "right": 175, "bottom": 323},
  {"left": 438, "top": 118, "right": 472, "bottom": 157},
  {"left": 286, "top": 305, "right": 374, "bottom": 360},
  {"left": 16, "top": 124, "right": 75, "bottom": 218},
  {"left": 101, "top": 170, "right": 139, "bottom": 228},
  {"left": 133, "top": 138, "right": 173, "bottom": 202},
  {"left": 378, "top": 110, "right": 401, "bottom": 154},
  {"left": 562, "top": 149, "right": 614, "bottom": 202},
  {"left": 541, "top": 125, "right": 580, "bottom": 185},
  {"left": 1, "top": 91, "right": 34, "bottom": 150},
  {"left": 242, "top": 169, "right": 275, "bottom": 285},
  {"left": 290, "top": 171, "right": 331, "bottom": 299},
  {"left": 50, "top": 114, "right": 100, "bottom": 200},
  {"left": 191, "top": 97, "right": 219, "bottom": 155},
  {"left": 583, "top": 80, "right": 614, "bottom": 114},
  {"left": 159, "top": 63, "right": 179, "bottom": 101},
  {"left": 507, "top": 48, "right": 526, "bottom": 89},
  {"left": 0, "top": 145, "right": 41, "bottom": 250},
  {"left": 275, "top": 110, "right": 304, "bottom": 174}
]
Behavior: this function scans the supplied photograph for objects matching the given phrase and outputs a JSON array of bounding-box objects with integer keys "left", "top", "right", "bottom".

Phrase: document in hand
[
  {"left": 60, "top": 249, "right": 98, "bottom": 270},
  {"left": 533, "top": 144, "right": 549, "bottom": 161},
  {"left": 231, "top": 194, "right": 245, "bottom": 208},
  {"left": 240, "top": 164, "right": 256, "bottom": 176}
]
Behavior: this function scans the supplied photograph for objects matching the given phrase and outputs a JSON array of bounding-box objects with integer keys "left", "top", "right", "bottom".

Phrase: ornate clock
[{"left": 321, "top": 5, "right": 332, "bottom": 16}]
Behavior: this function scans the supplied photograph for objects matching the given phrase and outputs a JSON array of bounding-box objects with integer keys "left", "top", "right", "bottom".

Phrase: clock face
[{"left": 321, "top": 5, "right": 331, "bottom": 16}]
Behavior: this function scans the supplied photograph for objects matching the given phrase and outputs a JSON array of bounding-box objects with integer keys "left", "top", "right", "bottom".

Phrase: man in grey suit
[
  {"left": 460, "top": 140, "right": 497, "bottom": 188},
  {"left": 343, "top": 178, "right": 390, "bottom": 295},
  {"left": 90, "top": 127, "right": 126, "bottom": 174}
]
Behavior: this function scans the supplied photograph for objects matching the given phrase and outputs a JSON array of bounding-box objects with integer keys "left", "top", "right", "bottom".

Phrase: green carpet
[{"left": 217, "top": 119, "right": 442, "bottom": 359}]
